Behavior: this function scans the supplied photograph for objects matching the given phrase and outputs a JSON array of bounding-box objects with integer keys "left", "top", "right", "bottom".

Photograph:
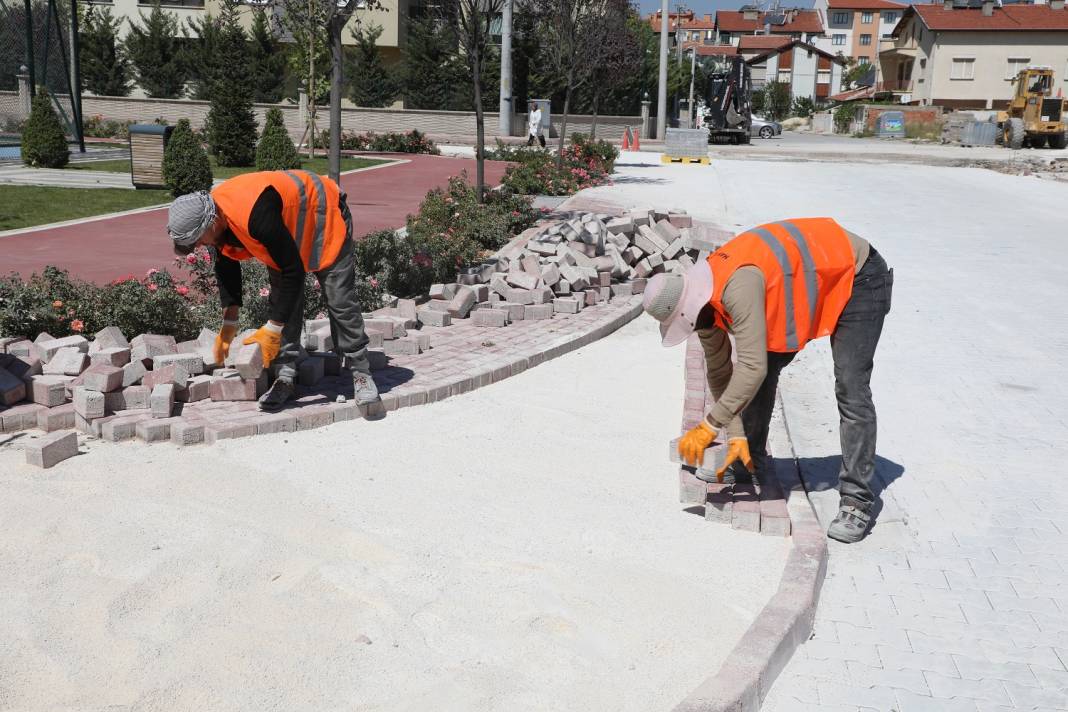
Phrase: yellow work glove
[
  {"left": 243, "top": 323, "right": 283, "bottom": 367},
  {"left": 213, "top": 321, "right": 238, "bottom": 365},
  {"left": 718, "top": 438, "right": 755, "bottom": 481},
  {"left": 679, "top": 421, "right": 718, "bottom": 468}
]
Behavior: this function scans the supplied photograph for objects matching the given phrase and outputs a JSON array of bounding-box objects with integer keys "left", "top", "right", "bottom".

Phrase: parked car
[{"left": 750, "top": 115, "right": 782, "bottom": 139}]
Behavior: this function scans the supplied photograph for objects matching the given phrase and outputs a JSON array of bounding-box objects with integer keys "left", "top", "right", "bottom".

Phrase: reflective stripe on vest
[
  {"left": 281, "top": 170, "right": 330, "bottom": 271},
  {"left": 748, "top": 226, "right": 800, "bottom": 350}
]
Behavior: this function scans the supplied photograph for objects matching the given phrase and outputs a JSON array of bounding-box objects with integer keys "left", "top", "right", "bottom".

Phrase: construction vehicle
[
  {"left": 703, "top": 57, "right": 753, "bottom": 145},
  {"left": 997, "top": 66, "right": 1068, "bottom": 149}
]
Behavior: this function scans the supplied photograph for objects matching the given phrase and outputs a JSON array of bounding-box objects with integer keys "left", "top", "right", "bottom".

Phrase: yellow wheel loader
[{"left": 997, "top": 67, "right": 1068, "bottom": 150}]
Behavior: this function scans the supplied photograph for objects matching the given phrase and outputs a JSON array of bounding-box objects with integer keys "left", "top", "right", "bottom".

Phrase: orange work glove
[
  {"left": 213, "top": 321, "right": 238, "bottom": 365},
  {"left": 718, "top": 438, "right": 755, "bottom": 480},
  {"left": 678, "top": 421, "right": 718, "bottom": 467},
  {"left": 243, "top": 323, "right": 283, "bottom": 367}
]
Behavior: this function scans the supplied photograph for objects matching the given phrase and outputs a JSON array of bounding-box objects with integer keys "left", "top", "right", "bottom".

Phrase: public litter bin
[
  {"left": 128, "top": 123, "right": 174, "bottom": 189},
  {"left": 875, "top": 111, "right": 906, "bottom": 139}
]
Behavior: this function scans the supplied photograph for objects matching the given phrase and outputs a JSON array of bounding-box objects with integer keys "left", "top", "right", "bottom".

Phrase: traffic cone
[
  {"left": 621, "top": 126, "right": 632, "bottom": 150},
  {"left": 632, "top": 128, "right": 641, "bottom": 151}
]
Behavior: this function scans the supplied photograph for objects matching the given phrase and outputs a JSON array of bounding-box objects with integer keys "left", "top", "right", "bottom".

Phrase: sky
[{"left": 633, "top": 0, "right": 813, "bottom": 18}]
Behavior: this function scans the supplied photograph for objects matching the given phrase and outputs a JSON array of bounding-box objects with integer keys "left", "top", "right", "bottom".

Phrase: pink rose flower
[
  {"left": 70, "top": 319, "right": 84, "bottom": 332},
  {"left": 185, "top": 254, "right": 198, "bottom": 265},
  {"left": 259, "top": 287, "right": 270, "bottom": 297},
  {"left": 147, "top": 283, "right": 158, "bottom": 292},
  {"left": 146, "top": 268, "right": 159, "bottom": 277},
  {"left": 176, "top": 286, "right": 189, "bottom": 296}
]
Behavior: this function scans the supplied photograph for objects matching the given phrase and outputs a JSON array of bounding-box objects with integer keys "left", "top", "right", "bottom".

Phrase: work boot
[
  {"left": 352, "top": 370, "right": 380, "bottom": 406},
  {"left": 827, "top": 504, "right": 871, "bottom": 544},
  {"left": 258, "top": 378, "right": 295, "bottom": 412}
]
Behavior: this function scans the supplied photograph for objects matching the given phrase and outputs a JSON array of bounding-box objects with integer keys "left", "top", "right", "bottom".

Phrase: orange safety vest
[
  {"left": 212, "top": 170, "right": 347, "bottom": 272},
  {"left": 707, "top": 218, "right": 856, "bottom": 353}
]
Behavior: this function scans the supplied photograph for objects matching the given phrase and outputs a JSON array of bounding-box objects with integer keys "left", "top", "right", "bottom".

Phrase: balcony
[{"left": 877, "top": 79, "right": 913, "bottom": 92}]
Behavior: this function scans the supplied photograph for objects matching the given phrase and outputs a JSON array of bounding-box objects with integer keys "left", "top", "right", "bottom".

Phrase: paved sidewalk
[
  {"left": 589, "top": 153, "right": 1068, "bottom": 711},
  {"left": 0, "top": 154, "right": 508, "bottom": 283},
  {"left": 0, "top": 166, "right": 136, "bottom": 189}
]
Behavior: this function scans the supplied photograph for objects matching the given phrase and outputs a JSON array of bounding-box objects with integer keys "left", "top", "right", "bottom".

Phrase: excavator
[{"left": 998, "top": 66, "right": 1068, "bottom": 149}]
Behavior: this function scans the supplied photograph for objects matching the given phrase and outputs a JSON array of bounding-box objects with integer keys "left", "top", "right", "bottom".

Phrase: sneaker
[
  {"left": 353, "top": 371, "right": 380, "bottom": 406},
  {"left": 827, "top": 504, "right": 871, "bottom": 544},
  {"left": 258, "top": 378, "right": 295, "bottom": 412}
]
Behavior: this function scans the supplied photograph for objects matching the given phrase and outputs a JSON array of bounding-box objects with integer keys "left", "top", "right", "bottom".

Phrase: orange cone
[
  {"left": 621, "top": 126, "right": 632, "bottom": 150},
  {"left": 632, "top": 128, "right": 641, "bottom": 151}
]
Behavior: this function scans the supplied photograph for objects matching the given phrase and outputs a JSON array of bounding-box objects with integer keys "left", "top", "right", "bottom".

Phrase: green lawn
[
  {"left": 67, "top": 156, "right": 388, "bottom": 178},
  {"left": 0, "top": 185, "right": 171, "bottom": 231}
]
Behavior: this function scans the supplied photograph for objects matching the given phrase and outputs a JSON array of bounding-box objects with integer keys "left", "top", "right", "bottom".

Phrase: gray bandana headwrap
[{"left": 167, "top": 191, "right": 217, "bottom": 246}]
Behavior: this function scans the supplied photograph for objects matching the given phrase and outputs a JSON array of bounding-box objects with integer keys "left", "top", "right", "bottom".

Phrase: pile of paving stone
[{"left": 0, "top": 207, "right": 723, "bottom": 466}]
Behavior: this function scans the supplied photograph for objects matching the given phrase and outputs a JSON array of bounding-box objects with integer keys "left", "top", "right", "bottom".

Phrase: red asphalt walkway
[{"left": 0, "top": 154, "right": 509, "bottom": 284}]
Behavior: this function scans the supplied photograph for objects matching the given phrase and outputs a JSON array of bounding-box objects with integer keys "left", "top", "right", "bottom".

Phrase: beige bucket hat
[{"left": 641, "top": 259, "right": 714, "bottom": 347}]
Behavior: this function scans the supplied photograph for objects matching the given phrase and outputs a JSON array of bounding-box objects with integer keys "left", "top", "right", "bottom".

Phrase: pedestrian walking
[
  {"left": 527, "top": 101, "right": 546, "bottom": 148},
  {"left": 642, "top": 218, "right": 893, "bottom": 543},
  {"left": 165, "top": 170, "right": 380, "bottom": 412}
]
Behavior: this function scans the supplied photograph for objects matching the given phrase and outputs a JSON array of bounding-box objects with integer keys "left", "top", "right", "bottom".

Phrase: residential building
[
  {"left": 648, "top": 9, "right": 717, "bottom": 53},
  {"left": 812, "top": 0, "right": 906, "bottom": 65},
  {"left": 713, "top": 6, "right": 824, "bottom": 46},
  {"left": 880, "top": 0, "right": 1068, "bottom": 108},
  {"left": 744, "top": 39, "right": 845, "bottom": 102}
]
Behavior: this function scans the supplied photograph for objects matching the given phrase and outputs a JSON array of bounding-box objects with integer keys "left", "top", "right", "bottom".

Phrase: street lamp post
[{"left": 656, "top": 0, "right": 668, "bottom": 140}]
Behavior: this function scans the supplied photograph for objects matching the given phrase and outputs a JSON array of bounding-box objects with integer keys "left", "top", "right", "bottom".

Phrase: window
[
  {"left": 859, "top": 34, "right": 872, "bottom": 46},
  {"left": 861, "top": 11, "right": 873, "bottom": 23},
  {"left": 882, "top": 11, "right": 897, "bottom": 24},
  {"left": 1006, "top": 57, "right": 1030, "bottom": 80},
  {"left": 950, "top": 57, "right": 975, "bottom": 80},
  {"left": 832, "top": 34, "right": 846, "bottom": 46},
  {"left": 706, "top": 30, "right": 713, "bottom": 40},
  {"left": 832, "top": 11, "right": 849, "bottom": 24}
]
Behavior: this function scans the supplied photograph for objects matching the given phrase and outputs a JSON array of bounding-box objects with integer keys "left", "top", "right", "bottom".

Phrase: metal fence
[{"left": 0, "top": 0, "right": 84, "bottom": 150}]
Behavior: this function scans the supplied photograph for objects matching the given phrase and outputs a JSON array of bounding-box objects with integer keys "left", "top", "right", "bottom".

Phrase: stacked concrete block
[
  {"left": 91, "top": 326, "right": 129, "bottom": 352},
  {"left": 81, "top": 364, "right": 124, "bottom": 393},
  {"left": 447, "top": 287, "right": 477, "bottom": 319},
  {"left": 143, "top": 363, "right": 189, "bottom": 391},
  {"left": 418, "top": 309, "right": 451, "bottom": 328},
  {"left": 35, "top": 335, "right": 89, "bottom": 363},
  {"left": 150, "top": 383, "right": 175, "bottom": 418},
  {"left": 153, "top": 352, "right": 205, "bottom": 376},
  {"left": 0, "top": 367, "right": 27, "bottom": 405},
  {"left": 43, "top": 347, "right": 89, "bottom": 376},
  {"left": 90, "top": 348, "right": 131, "bottom": 368},
  {"left": 232, "top": 342, "right": 264, "bottom": 380},
  {"left": 130, "top": 334, "right": 177, "bottom": 366},
  {"left": 472, "top": 309, "right": 507, "bottom": 328},
  {"left": 30, "top": 375, "right": 69, "bottom": 407},
  {"left": 25, "top": 431, "right": 79, "bottom": 469},
  {"left": 73, "top": 387, "right": 105, "bottom": 419}
]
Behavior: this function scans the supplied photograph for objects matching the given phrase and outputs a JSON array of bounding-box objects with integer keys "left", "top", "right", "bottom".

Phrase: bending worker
[
  {"left": 642, "top": 218, "right": 892, "bottom": 543},
  {"left": 166, "top": 170, "right": 379, "bottom": 411}
]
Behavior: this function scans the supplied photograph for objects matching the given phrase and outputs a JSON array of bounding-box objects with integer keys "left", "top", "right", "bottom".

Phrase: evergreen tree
[
  {"left": 248, "top": 9, "right": 286, "bottom": 104},
  {"left": 22, "top": 90, "right": 70, "bottom": 168},
  {"left": 256, "top": 107, "right": 301, "bottom": 170},
  {"left": 349, "top": 23, "right": 398, "bottom": 108},
  {"left": 162, "top": 118, "right": 212, "bottom": 197},
  {"left": 184, "top": 12, "right": 225, "bottom": 100},
  {"left": 206, "top": 3, "right": 257, "bottom": 166},
  {"left": 79, "top": 4, "right": 132, "bottom": 97},
  {"left": 125, "top": 2, "right": 186, "bottom": 98},
  {"left": 401, "top": 16, "right": 468, "bottom": 111}
]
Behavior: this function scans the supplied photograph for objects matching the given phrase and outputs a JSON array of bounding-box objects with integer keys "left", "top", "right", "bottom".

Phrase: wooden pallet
[{"left": 661, "top": 155, "right": 710, "bottom": 165}]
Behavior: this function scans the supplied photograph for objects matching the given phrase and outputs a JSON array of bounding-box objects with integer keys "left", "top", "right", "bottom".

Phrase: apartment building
[
  {"left": 744, "top": 40, "right": 846, "bottom": 101},
  {"left": 713, "top": 6, "right": 824, "bottom": 46},
  {"left": 812, "top": 0, "right": 906, "bottom": 65}
]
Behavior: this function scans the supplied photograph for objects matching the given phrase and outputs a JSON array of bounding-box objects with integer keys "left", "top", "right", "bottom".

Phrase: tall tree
[
  {"left": 206, "top": 2, "right": 257, "bottom": 166},
  {"left": 248, "top": 9, "right": 286, "bottom": 103},
  {"left": 79, "top": 3, "right": 131, "bottom": 97},
  {"left": 401, "top": 16, "right": 468, "bottom": 111},
  {"left": 349, "top": 23, "right": 398, "bottom": 108},
  {"left": 184, "top": 11, "right": 224, "bottom": 100},
  {"left": 583, "top": 0, "right": 639, "bottom": 137},
  {"left": 125, "top": 2, "right": 186, "bottom": 98}
]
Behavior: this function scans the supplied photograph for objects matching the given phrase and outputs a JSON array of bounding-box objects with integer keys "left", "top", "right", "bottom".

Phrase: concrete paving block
[
  {"left": 25, "top": 431, "right": 78, "bottom": 468},
  {"left": 596, "top": 271, "right": 612, "bottom": 288},
  {"left": 0, "top": 367, "right": 26, "bottom": 405},
  {"left": 121, "top": 360, "right": 147, "bottom": 387},
  {"left": 528, "top": 240, "right": 557, "bottom": 257},
  {"left": 505, "top": 288, "right": 535, "bottom": 305},
  {"left": 253, "top": 413, "right": 297, "bottom": 435},
  {"left": 553, "top": 298, "right": 581, "bottom": 315},
  {"left": 635, "top": 225, "right": 668, "bottom": 255},
  {"left": 447, "top": 286, "right": 477, "bottom": 319},
  {"left": 43, "top": 347, "right": 88, "bottom": 376},
  {"left": 635, "top": 258, "right": 654, "bottom": 278},
  {"left": 678, "top": 469, "right": 707, "bottom": 504},
  {"left": 668, "top": 213, "right": 692, "bottom": 228},
  {"left": 506, "top": 270, "right": 540, "bottom": 291},
  {"left": 363, "top": 319, "right": 395, "bottom": 340},
  {"left": 143, "top": 363, "right": 190, "bottom": 391},
  {"left": 682, "top": 225, "right": 723, "bottom": 253},
  {"left": 583, "top": 289, "right": 601, "bottom": 307},
  {"left": 493, "top": 302, "right": 525, "bottom": 323},
  {"left": 73, "top": 387, "right": 105, "bottom": 419},
  {"left": 396, "top": 298, "right": 419, "bottom": 320},
  {"left": 179, "top": 375, "right": 212, "bottom": 403},
  {"left": 196, "top": 327, "right": 218, "bottom": 347},
  {"left": 130, "top": 334, "right": 177, "bottom": 365},
  {"left": 524, "top": 304, "right": 554, "bottom": 320},
  {"left": 171, "top": 420, "right": 206, "bottom": 446},
  {"left": 418, "top": 309, "right": 451, "bottom": 327},
  {"left": 294, "top": 406, "right": 335, "bottom": 432},
  {"left": 30, "top": 375, "right": 69, "bottom": 407},
  {"left": 663, "top": 237, "right": 684, "bottom": 260},
  {"left": 101, "top": 413, "right": 150, "bottom": 442},
  {"left": 6, "top": 340, "right": 33, "bottom": 358},
  {"left": 33, "top": 332, "right": 54, "bottom": 345},
  {"left": 606, "top": 216, "right": 634, "bottom": 235},
  {"left": 0, "top": 337, "right": 20, "bottom": 353},
  {"left": 90, "top": 347, "right": 131, "bottom": 368},
  {"left": 92, "top": 326, "right": 129, "bottom": 351},
  {"left": 37, "top": 403, "right": 75, "bottom": 432},
  {"left": 473, "top": 309, "right": 508, "bottom": 327},
  {"left": 467, "top": 285, "right": 489, "bottom": 302},
  {"left": 383, "top": 336, "right": 422, "bottom": 355},
  {"left": 646, "top": 252, "right": 664, "bottom": 271},
  {"left": 623, "top": 246, "right": 643, "bottom": 265},
  {"left": 521, "top": 254, "right": 542, "bottom": 275},
  {"left": 611, "top": 283, "right": 634, "bottom": 298},
  {"left": 365, "top": 330, "right": 385, "bottom": 349},
  {"left": 489, "top": 273, "right": 510, "bottom": 298},
  {"left": 677, "top": 253, "right": 695, "bottom": 270},
  {"left": 731, "top": 484, "right": 761, "bottom": 532},
  {"left": 36, "top": 335, "right": 89, "bottom": 363},
  {"left": 540, "top": 263, "right": 561, "bottom": 286},
  {"left": 63, "top": 375, "right": 83, "bottom": 401},
  {"left": 664, "top": 260, "right": 683, "bottom": 274},
  {"left": 150, "top": 384, "right": 175, "bottom": 418},
  {"left": 631, "top": 277, "right": 648, "bottom": 294},
  {"left": 232, "top": 342, "right": 264, "bottom": 380},
  {"left": 302, "top": 327, "right": 329, "bottom": 352},
  {"left": 298, "top": 356, "right": 326, "bottom": 386},
  {"left": 81, "top": 364, "right": 123, "bottom": 393},
  {"left": 137, "top": 416, "right": 181, "bottom": 443},
  {"left": 654, "top": 219, "right": 683, "bottom": 244},
  {"left": 153, "top": 352, "right": 205, "bottom": 376},
  {"left": 530, "top": 287, "right": 554, "bottom": 304},
  {"left": 121, "top": 385, "right": 151, "bottom": 410},
  {"left": 705, "top": 483, "right": 733, "bottom": 524},
  {"left": 555, "top": 280, "right": 571, "bottom": 295},
  {"left": 599, "top": 286, "right": 612, "bottom": 302},
  {"left": 204, "top": 422, "right": 256, "bottom": 444}
]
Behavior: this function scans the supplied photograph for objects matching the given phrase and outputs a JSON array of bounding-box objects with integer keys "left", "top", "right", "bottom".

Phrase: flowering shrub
[
  {"left": 82, "top": 114, "right": 130, "bottom": 140},
  {"left": 499, "top": 135, "right": 616, "bottom": 196},
  {"left": 316, "top": 129, "right": 441, "bottom": 155}
]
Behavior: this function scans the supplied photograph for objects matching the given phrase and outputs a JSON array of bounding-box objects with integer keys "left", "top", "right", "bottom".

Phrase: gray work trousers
[
  {"left": 741, "top": 248, "right": 893, "bottom": 512},
  {"left": 269, "top": 196, "right": 371, "bottom": 382}
]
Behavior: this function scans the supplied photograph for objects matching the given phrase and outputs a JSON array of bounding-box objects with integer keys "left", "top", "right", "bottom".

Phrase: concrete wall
[
  {"left": 791, "top": 46, "right": 819, "bottom": 101},
  {"left": 861, "top": 104, "right": 942, "bottom": 131},
  {"left": 0, "top": 93, "right": 641, "bottom": 141}
]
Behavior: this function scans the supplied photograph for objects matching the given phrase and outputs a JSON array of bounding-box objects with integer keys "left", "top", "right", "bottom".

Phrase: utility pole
[
  {"left": 656, "top": 0, "right": 668, "bottom": 139},
  {"left": 328, "top": 8, "right": 344, "bottom": 182},
  {"left": 498, "top": 0, "right": 513, "bottom": 137},
  {"left": 687, "top": 48, "right": 696, "bottom": 128}
]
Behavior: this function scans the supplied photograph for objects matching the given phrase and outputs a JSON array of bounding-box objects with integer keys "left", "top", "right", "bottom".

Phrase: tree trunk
[
  {"left": 557, "top": 71, "right": 573, "bottom": 169},
  {"left": 591, "top": 92, "right": 599, "bottom": 139},
  {"left": 472, "top": 50, "right": 485, "bottom": 203},
  {"left": 328, "top": 13, "right": 344, "bottom": 183}
]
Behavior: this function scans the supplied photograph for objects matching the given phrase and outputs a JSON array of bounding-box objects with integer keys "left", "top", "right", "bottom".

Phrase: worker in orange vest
[
  {"left": 166, "top": 170, "right": 379, "bottom": 411},
  {"left": 642, "top": 218, "right": 893, "bottom": 543}
]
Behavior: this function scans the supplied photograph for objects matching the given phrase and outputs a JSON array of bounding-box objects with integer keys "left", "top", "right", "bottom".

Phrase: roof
[
  {"left": 680, "top": 15, "right": 716, "bottom": 30},
  {"left": 737, "top": 35, "right": 793, "bottom": 51},
  {"left": 829, "top": 85, "right": 875, "bottom": 102},
  {"left": 904, "top": 3, "right": 1068, "bottom": 32},
  {"left": 744, "top": 39, "right": 848, "bottom": 66},
  {"left": 681, "top": 42, "right": 739, "bottom": 56},
  {"left": 826, "top": 0, "right": 906, "bottom": 9},
  {"left": 647, "top": 10, "right": 695, "bottom": 32},
  {"left": 715, "top": 8, "right": 824, "bottom": 34}
]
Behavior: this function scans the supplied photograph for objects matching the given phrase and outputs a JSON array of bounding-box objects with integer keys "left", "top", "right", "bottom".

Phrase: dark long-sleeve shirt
[{"left": 214, "top": 186, "right": 304, "bottom": 324}]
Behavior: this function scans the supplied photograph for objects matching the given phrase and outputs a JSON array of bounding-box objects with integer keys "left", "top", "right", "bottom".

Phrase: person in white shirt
[{"left": 527, "top": 102, "right": 545, "bottom": 148}]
